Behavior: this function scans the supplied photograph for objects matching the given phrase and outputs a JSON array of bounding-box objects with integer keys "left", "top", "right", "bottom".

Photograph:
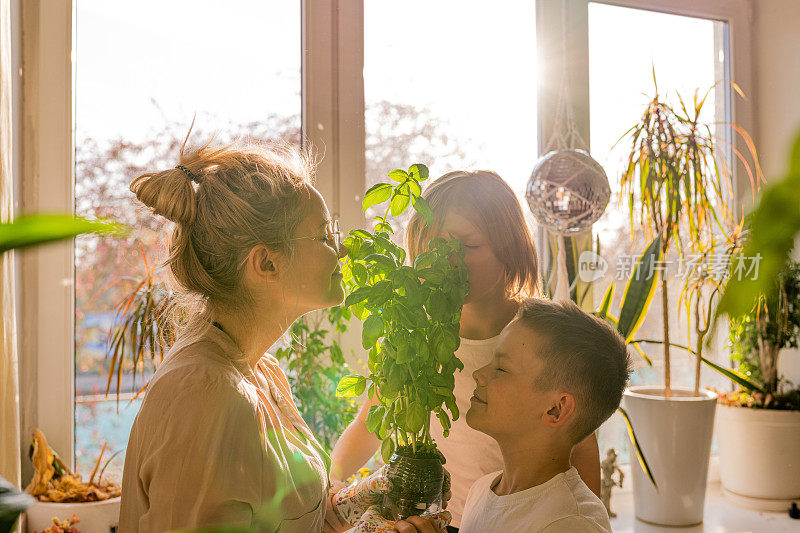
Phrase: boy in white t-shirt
[{"left": 460, "top": 298, "right": 630, "bottom": 533}]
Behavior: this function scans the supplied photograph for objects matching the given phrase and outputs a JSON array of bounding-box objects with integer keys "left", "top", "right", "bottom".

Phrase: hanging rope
[{"left": 543, "top": 0, "right": 588, "bottom": 153}]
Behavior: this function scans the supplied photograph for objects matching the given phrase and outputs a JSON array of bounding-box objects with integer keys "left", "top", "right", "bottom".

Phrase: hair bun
[{"left": 130, "top": 167, "right": 198, "bottom": 225}]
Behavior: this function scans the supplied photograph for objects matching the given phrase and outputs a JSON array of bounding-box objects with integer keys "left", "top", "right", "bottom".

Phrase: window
[
  {"left": 588, "top": 2, "right": 731, "bottom": 462},
  {"left": 22, "top": 0, "right": 752, "bottom": 474},
  {"left": 74, "top": 0, "right": 301, "bottom": 477},
  {"left": 364, "top": 0, "right": 538, "bottom": 196}
]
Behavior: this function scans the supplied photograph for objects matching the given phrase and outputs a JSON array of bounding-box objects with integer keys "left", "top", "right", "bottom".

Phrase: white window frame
[
  {"left": 535, "top": 0, "right": 753, "bottom": 308},
  {"left": 16, "top": 0, "right": 752, "bottom": 476},
  {"left": 18, "top": 0, "right": 76, "bottom": 477}
]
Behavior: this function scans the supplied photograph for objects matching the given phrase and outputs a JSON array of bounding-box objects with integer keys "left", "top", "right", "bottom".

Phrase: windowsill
[{"left": 610, "top": 483, "right": 799, "bottom": 532}]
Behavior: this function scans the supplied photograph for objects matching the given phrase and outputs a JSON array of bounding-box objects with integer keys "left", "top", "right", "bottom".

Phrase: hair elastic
[{"left": 176, "top": 165, "right": 202, "bottom": 184}]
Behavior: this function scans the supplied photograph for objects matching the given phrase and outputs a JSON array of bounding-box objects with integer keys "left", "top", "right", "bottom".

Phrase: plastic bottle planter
[{"left": 381, "top": 446, "right": 444, "bottom": 521}]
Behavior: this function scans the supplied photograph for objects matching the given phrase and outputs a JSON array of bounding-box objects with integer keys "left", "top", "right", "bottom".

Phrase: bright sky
[
  {"left": 75, "top": 0, "right": 301, "bottom": 141},
  {"left": 76, "top": 0, "right": 719, "bottom": 199}
]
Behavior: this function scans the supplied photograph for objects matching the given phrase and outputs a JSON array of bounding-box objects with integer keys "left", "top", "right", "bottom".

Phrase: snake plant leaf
[
  {"left": 618, "top": 406, "right": 658, "bottom": 491},
  {"left": 617, "top": 234, "right": 662, "bottom": 341},
  {"left": 0, "top": 214, "right": 125, "bottom": 254},
  {"left": 597, "top": 284, "right": 614, "bottom": 320},
  {"left": 627, "top": 340, "right": 654, "bottom": 367}
]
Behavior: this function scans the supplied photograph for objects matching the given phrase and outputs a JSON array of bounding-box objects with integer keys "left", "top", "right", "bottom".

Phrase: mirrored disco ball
[{"left": 526, "top": 149, "right": 611, "bottom": 235}]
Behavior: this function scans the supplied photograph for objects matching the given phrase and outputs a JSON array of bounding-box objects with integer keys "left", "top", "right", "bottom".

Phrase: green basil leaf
[
  {"left": 336, "top": 374, "right": 366, "bottom": 397},
  {"left": 351, "top": 303, "right": 369, "bottom": 321},
  {"left": 365, "top": 253, "right": 397, "bottom": 268},
  {"left": 445, "top": 396, "right": 459, "bottom": 421},
  {"left": 376, "top": 222, "right": 394, "bottom": 234},
  {"left": 390, "top": 191, "right": 411, "bottom": 217},
  {"left": 388, "top": 169, "right": 409, "bottom": 183},
  {"left": 427, "top": 292, "right": 452, "bottom": 322},
  {"left": 363, "top": 183, "right": 393, "bottom": 211},
  {"left": 406, "top": 402, "right": 426, "bottom": 434},
  {"left": 411, "top": 195, "right": 435, "bottom": 225},
  {"left": 345, "top": 286, "right": 372, "bottom": 308},
  {"left": 362, "top": 314, "right": 384, "bottom": 349},
  {"left": 352, "top": 229, "right": 372, "bottom": 240},
  {"left": 407, "top": 179, "right": 422, "bottom": 197},
  {"left": 370, "top": 280, "right": 394, "bottom": 307},
  {"left": 436, "top": 409, "right": 451, "bottom": 434},
  {"left": 351, "top": 263, "right": 369, "bottom": 285},
  {"left": 366, "top": 405, "right": 385, "bottom": 433},
  {"left": 413, "top": 250, "right": 436, "bottom": 271},
  {"left": 417, "top": 267, "right": 444, "bottom": 284},
  {"left": 409, "top": 164, "right": 429, "bottom": 182},
  {"left": 395, "top": 343, "right": 414, "bottom": 364},
  {"left": 381, "top": 438, "right": 396, "bottom": 463}
]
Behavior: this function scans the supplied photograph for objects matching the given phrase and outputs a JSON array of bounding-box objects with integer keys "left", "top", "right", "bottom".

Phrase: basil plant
[{"left": 336, "top": 164, "right": 469, "bottom": 461}]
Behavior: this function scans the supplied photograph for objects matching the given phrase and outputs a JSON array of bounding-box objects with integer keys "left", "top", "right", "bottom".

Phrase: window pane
[
  {"left": 588, "top": 3, "right": 728, "bottom": 462},
  {"left": 74, "top": 0, "right": 301, "bottom": 478},
  {"left": 364, "top": 0, "right": 537, "bottom": 197}
]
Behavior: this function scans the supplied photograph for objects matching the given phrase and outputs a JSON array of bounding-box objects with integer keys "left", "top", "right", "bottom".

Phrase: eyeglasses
[{"left": 286, "top": 219, "right": 341, "bottom": 250}]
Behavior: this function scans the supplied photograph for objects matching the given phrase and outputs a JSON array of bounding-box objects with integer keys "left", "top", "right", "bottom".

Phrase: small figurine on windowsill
[{"left": 601, "top": 448, "right": 624, "bottom": 518}]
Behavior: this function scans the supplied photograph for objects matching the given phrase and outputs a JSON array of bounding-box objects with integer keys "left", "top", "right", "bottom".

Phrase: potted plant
[
  {"left": 0, "top": 214, "right": 123, "bottom": 533},
  {"left": 715, "top": 260, "right": 800, "bottom": 510},
  {"left": 24, "top": 429, "right": 122, "bottom": 533},
  {"left": 273, "top": 306, "right": 360, "bottom": 452},
  {"left": 336, "top": 164, "right": 469, "bottom": 520},
  {"left": 614, "top": 82, "right": 762, "bottom": 526}
]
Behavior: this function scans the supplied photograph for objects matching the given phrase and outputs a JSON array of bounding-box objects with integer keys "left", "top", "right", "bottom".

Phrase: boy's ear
[
  {"left": 540, "top": 392, "right": 577, "bottom": 428},
  {"left": 245, "top": 244, "right": 282, "bottom": 283}
]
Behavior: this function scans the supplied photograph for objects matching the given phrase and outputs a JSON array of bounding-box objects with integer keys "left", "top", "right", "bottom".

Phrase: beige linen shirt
[{"left": 119, "top": 321, "right": 330, "bottom": 533}]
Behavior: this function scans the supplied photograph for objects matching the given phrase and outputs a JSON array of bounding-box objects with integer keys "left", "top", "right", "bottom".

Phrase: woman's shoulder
[{"left": 144, "top": 340, "right": 254, "bottom": 406}]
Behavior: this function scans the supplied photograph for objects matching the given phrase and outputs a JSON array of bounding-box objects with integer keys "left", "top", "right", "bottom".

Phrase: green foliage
[
  {"left": 99, "top": 244, "right": 176, "bottom": 404},
  {"left": 617, "top": 234, "right": 662, "bottom": 342},
  {"left": 726, "top": 260, "right": 800, "bottom": 394},
  {"left": 274, "top": 306, "right": 359, "bottom": 453},
  {"left": 727, "top": 317, "right": 763, "bottom": 385},
  {"left": 717, "top": 130, "right": 800, "bottom": 318},
  {"left": 337, "top": 164, "right": 469, "bottom": 459},
  {"left": 0, "top": 214, "right": 124, "bottom": 254},
  {"left": 618, "top": 78, "right": 762, "bottom": 395}
]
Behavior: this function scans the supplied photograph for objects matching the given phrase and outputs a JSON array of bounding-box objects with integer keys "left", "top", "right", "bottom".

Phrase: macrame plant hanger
[{"left": 527, "top": 0, "right": 610, "bottom": 303}]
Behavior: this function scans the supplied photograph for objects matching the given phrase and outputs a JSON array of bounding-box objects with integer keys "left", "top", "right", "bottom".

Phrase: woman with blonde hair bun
[{"left": 118, "top": 136, "right": 366, "bottom": 532}]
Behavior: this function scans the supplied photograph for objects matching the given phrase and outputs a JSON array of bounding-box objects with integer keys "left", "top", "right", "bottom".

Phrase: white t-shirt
[
  {"left": 460, "top": 467, "right": 611, "bottom": 533},
  {"left": 429, "top": 335, "right": 504, "bottom": 527}
]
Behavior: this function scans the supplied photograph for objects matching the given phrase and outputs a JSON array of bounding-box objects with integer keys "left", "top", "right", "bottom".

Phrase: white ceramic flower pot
[
  {"left": 25, "top": 497, "right": 120, "bottom": 533},
  {"left": 717, "top": 403, "right": 800, "bottom": 510},
  {"left": 622, "top": 386, "right": 717, "bottom": 526},
  {"left": 777, "top": 345, "right": 800, "bottom": 386}
]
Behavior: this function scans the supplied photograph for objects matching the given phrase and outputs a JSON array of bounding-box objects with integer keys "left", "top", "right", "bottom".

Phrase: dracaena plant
[
  {"left": 618, "top": 78, "right": 762, "bottom": 397},
  {"left": 336, "top": 164, "right": 469, "bottom": 462}
]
